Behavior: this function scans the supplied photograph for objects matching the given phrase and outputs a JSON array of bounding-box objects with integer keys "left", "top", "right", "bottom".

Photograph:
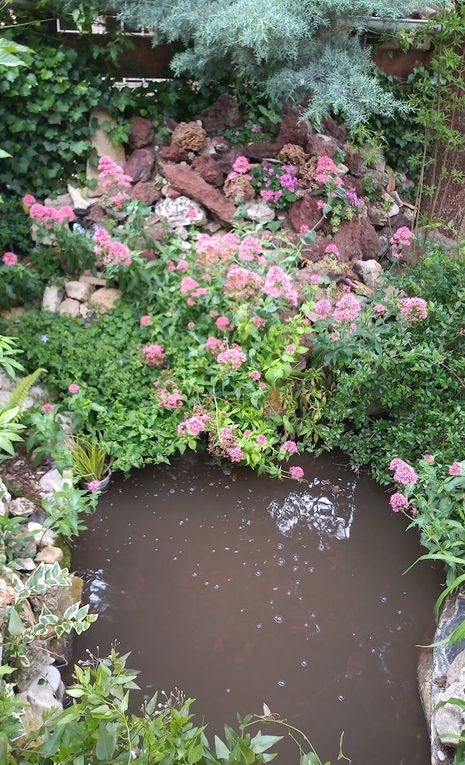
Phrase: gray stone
[
  {"left": 8, "top": 497, "right": 36, "bottom": 517},
  {"left": 87, "top": 108, "right": 125, "bottom": 187},
  {"left": 26, "top": 665, "right": 64, "bottom": 702},
  {"left": 27, "top": 522, "right": 57, "bottom": 548},
  {"left": 243, "top": 200, "right": 275, "bottom": 223},
  {"left": 14, "top": 557, "right": 36, "bottom": 572},
  {"left": 64, "top": 280, "right": 93, "bottom": 302},
  {"left": 154, "top": 196, "right": 207, "bottom": 228},
  {"left": 367, "top": 193, "right": 400, "bottom": 227},
  {"left": 58, "top": 298, "right": 80, "bottom": 317},
  {"left": 435, "top": 680, "right": 465, "bottom": 747},
  {"left": 67, "top": 183, "right": 91, "bottom": 210},
  {"left": 79, "top": 273, "right": 107, "bottom": 287},
  {"left": 35, "top": 546, "right": 63, "bottom": 565},
  {"left": 353, "top": 259, "right": 384, "bottom": 289},
  {"left": 0, "top": 478, "right": 11, "bottom": 516},
  {"left": 39, "top": 469, "right": 64, "bottom": 497},
  {"left": 42, "top": 285, "right": 64, "bottom": 313}
]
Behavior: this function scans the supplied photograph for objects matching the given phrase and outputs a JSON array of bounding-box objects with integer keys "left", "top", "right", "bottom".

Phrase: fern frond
[{"left": 5, "top": 368, "right": 46, "bottom": 413}]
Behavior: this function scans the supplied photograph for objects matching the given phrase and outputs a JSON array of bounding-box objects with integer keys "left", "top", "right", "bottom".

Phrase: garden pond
[{"left": 72, "top": 451, "right": 440, "bottom": 763}]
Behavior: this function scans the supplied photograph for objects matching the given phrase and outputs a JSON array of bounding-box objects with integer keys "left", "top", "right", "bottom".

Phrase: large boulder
[
  {"left": 125, "top": 148, "right": 155, "bottom": 183},
  {"left": 198, "top": 94, "right": 241, "bottom": 135},
  {"left": 162, "top": 163, "right": 236, "bottom": 224},
  {"left": 129, "top": 116, "right": 154, "bottom": 149},
  {"left": 332, "top": 218, "right": 380, "bottom": 261},
  {"left": 353, "top": 259, "right": 384, "bottom": 288}
]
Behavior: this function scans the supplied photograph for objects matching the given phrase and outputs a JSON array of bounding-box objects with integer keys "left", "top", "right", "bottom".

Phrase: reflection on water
[{"left": 73, "top": 452, "right": 440, "bottom": 765}]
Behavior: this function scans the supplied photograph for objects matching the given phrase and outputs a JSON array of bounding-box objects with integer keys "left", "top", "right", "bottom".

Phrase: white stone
[
  {"left": 67, "top": 183, "right": 92, "bottom": 210},
  {"left": 27, "top": 522, "right": 57, "bottom": 548},
  {"left": 42, "top": 285, "right": 64, "bottom": 313},
  {"left": 58, "top": 298, "right": 80, "bottom": 317},
  {"left": 435, "top": 680, "right": 465, "bottom": 747},
  {"left": 0, "top": 477, "right": 11, "bottom": 516},
  {"left": 87, "top": 108, "right": 126, "bottom": 187},
  {"left": 79, "top": 273, "right": 107, "bottom": 287},
  {"left": 39, "top": 469, "right": 64, "bottom": 496},
  {"left": 8, "top": 497, "right": 36, "bottom": 517},
  {"left": 35, "top": 546, "right": 63, "bottom": 565},
  {"left": 353, "top": 259, "right": 384, "bottom": 289},
  {"left": 243, "top": 200, "right": 275, "bottom": 223},
  {"left": 14, "top": 557, "right": 36, "bottom": 571},
  {"left": 154, "top": 196, "right": 207, "bottom": 227}
]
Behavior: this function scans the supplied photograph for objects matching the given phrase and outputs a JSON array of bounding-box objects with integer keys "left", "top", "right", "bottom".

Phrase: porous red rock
[
  {"left": 277, "top": 107, "right": 310, "bottom": 148},
  {"left": 306, "top": 133, "right": 340, "bottom": 158},
  {"left": 158, "top": 145, "right": 189, "bottom": 163},
  {"left": 129, "top": 116, "right": 155, "bottom": 149},
  {"left": 125, "top": 148, "right": 155, "bottom": 183},
  {"left": 287, "top": 195, "right": 323, "bottom": 233},
  {"left": 198, "top": 94, "right": 242, "bottom": 135},
  {"left": 243, "top": 142, "right": 282, "bottom": 160},
  {"left": 162, "top": 162, "right": 236, "bottom": 224},
  {"left": 171, "top": 121, "right": 206, "bottom": 152},
  {"left": 322, "top": 116, "right": 347, "bottom": 143},
  {"left": 132, "top": 181, "right": 161, "bottom": 205},
  {"left": 191, "top": 156, "right": 224, "bottom": 187},
  {"left": 332, "top": 218, "right": 380, "bottom": 261}
]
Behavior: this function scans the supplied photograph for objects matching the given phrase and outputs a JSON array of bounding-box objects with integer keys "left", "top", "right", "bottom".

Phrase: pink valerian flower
[
  {"left": 389, "top": 492, "right": 410, "bottom": 512},
  {"left": 217, "top": 344, "right": 247, "bottom": 370},
  {"left": 178, "top": 410, "right": 210, "bottom": 437},
  {"left": 87, "top": 480, "right": 101, "bottom": 493},
  {"left": 22, "top": 194, "right": 36, "bottom": 209},
  {"left": 154, "top": 379, "right": 183, "bottom": 409},
  {"left": 423, "top": 454, "right": 434, "bottom": 463},
  {"left": 167, "top": 261, "right": 176, "bottom": 272},
  {"left": 333, "top": 294, "right": 362, "bottom": 323},
  {"left": 98, "top": 155, "right": 132, "bottom": 191},
  {"left": 140, "top": 315, "right": 151, "bottom": 326},
  {"left": 111, "top": 192, "right": 129, "bottom": 210},
  {"left": 180, "top": 276, "right": 199, "bottom": 294},
  {"left": 289, "top": 466, "right": 305, "bottom": 480},
  {"left": 330, "top": 331, "right": 340, "bottom": 342},
  {"left": 41, "top": 403, "right": 54, "bottom": 414},
  {"left": 259, "top": 381, "right": 267, "bottom": 389},
  {"left": 244, "top": 429, "right": 252, "bottom": 437},
  {"left": 314, "top": 298, "right": 332, "bottom": 319},
  {"left": 229, "top": 446, "right": 244, "bottom": 462},
  {"left": 93, "top": 228, "right": 132, "bottom": 267},
  {"left": 309, "top": 273, "right": 321, "bottom": 285},
  {"left": 281, "top": 440, "right": 298, "bottom": 454},
  {"left": 225, "top": 265, "right": 264, "bottom": 300},
  {"left": 263, "top": 266, "right": 298, "bottom": 306},
  {"left": 68, "top": 384, "right": 80, "bottom": 394},
  {"left": 216, "top": 316, "right": 231, "bottom": 331},
  {"left": 239, "top": 235, "right": 263, "bottom": 262},
  {"left": 390, "top": 226, "right": 412, "bottom": 258},
  {"left": 205, "top": 336, "right": 226, "bottom": 355},
  {"left": 389, "top": 458, "right": 418, "bottom": 485},
  {"left": 256, "top": 435, "right": 267, "bottom": 446},
  {"left": 325, "top": 243, "right": 339, "bottom": 256},
  {"left": 286, "top": 343, "right": 296, "bottom": 354},
  {"left": 373, "top": 304, "right": 386, "bottom": 315},
  {"left": 317, "top": 199, "right": 326, "bottom": 211},
  {"left": 449, "top": 462, "right": 462, "bottom": 476},
  {"left": 250, "top": 370, "right": 261, "bottom": 381},
  {"left": 187, "top": 321, "right": 196, "bottom": 330},
  {"left": 346, "top": 188, "right": 365, "bottom": 210},
  {"left": 176, "top": 259, "right": 189, "bottom": 271},
  {"left": 142, "top": 344, "right": 165, "bottom": 366},
  {"left": 29, "top": 203, "right": 75, "bottom": 227},
  {"left": 233, "top": 155, "right": 252, "bottom": 174},
  {"left": 398, "top": 297, "right": 428, "bottom": 322},
  {"left": 195, "top": 232, "right": 239, "bottom": 266},
  {"left": 300, "top": 224, "right": 310, "bottom": 234},
  {"left": 2, "top": 251, "right": 18, "bottom": 266}
]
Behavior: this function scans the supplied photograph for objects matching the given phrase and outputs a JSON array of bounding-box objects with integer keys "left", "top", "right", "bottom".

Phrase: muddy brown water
[{"left": 72, "top": 452, "right": 441, "bottom": 764}]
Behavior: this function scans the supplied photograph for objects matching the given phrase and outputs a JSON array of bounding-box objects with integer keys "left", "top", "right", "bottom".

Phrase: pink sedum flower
[
  {"left": 216, "top": 316, "right": 231, "bottom": 331},
  {"left": 256, "top": 435, "right": 267, "bottom": 446},
  {"left": 314, "top": 298, "right": 332, "bottom": 319},
  {"left": 2, "top": 251, "right": 18, "bottom": 266},
  {"left": 41, "top": 403, "right": 54, "bottom": 414},
  {"left": 232, "top": 155, "right": 252, "bottom": 174},
  {"left": 87, "top": 480, "right": 101, "bottom": 493},
  {"left": 449, "top": 462, "right": 462, "bottom": 476},
  {"left": 281, "top": 440, "right": 298, "bottom": 454},
  {"left": 289, "top": 466, "right": 304, "bottom": 480},
  {"left": 140, "top": 315, "right": 151, "bottom": 326},
  {"left": 68, "top": 384, "right": 80, "bottom": 394},
  {"left": 250, "top": 370, "right": 261, "bottom": 381}
]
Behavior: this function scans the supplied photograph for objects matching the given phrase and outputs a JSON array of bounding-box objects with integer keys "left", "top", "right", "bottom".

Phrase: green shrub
[{"left": 116, "top": 0, "right": 418, "bottom": 128}]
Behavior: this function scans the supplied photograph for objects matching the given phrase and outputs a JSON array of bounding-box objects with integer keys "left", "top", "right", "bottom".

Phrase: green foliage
[
  {"left": 117, "top": 0, "right": 417, "bottom": 128},
  {"left": 70, "top": 434, "right": 110, "bottom": 481},
  {"left": 6, "top": 367, "right": 45, "bottom": 410},
  {"left": 0, "top": 195, "right": 34, "bottom": 256},
  {"left": 41, "top": 481, "right": 98, "bottom": 537}
]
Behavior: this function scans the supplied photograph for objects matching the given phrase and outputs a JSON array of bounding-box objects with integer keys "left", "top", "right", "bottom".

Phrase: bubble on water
[
  {"left": 226, "top": 688, "right": 231, "bottom": 694},
  {"left": 277, "top": 680, "right": 286, "bottom": 687},
  {"left": 300, "top": 660, "right": 308, "bottom": 667},
  {"left": 338, "top": 695, "right": 345, "bottom": 702},
  {"left": 380, "top": 596, "right": 387, "bottom": 603},
  {"left": 272, "top": 586, "right": 278, "bottom": 591},
  {"left": 256, "top": 623, "right": 263, "bottom": 630},
  {"left": 277, "top": 558, "right": 286, "bottom": 567},
  {"left": 274, "top": 615, "right": 283, "bottom": 624},
  {"left": 192, "top": 573, "right": 197, "bottom": 577},
  {"left": 255, "top": 570, "right": 262, "bottom": 577},
  {"left": 214, "top": 584, "right": 220, "bottom": 590},
  {"left": 204, "top": 581, "right": 209, "bottom": 586}
]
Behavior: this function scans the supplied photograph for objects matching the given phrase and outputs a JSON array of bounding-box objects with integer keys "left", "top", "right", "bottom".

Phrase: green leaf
[
  {"left": 8, "top": 607, "right": 25, "bottom": 636},
  {"left": 215, "top": 736, "right": 231, "bottom": 760},
  {"left": 95, "top": 722, "right": 117, "bottom": 761}
]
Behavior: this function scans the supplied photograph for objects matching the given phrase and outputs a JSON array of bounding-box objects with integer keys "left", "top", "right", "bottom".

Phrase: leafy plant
[{"left": 70, "top": 434, "right": 110, "bottom": 482}]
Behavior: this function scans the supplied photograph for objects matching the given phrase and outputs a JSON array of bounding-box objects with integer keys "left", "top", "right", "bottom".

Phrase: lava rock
[
  {"left": 198, "top": 94, "right": 241, "bottom": 135},
  {"left": 132, "top": 181, "right": 162, "bottom": 205},
  {"left": 125, "top": 147, "right": 156, "bottom": 183},
  {"left": 162, "top": 163, "right": 236, "bottom": 225},
  {"left": 158, "top": 145, "right": 189, "bottom": 163},
  {"left": 171, "top": 121, "right": 206, "bottom": 152},
  {"left": 129, "top": 116, "right": 155, "bottom": 149},
  {"left": 287, "top": 195, "right": 323, "bottom": 233},
  {"left": 332, "top": 219, "right": 380, "bottom": 261},
  {"left": 306, "top": 133, "right": 340, "bottom": 158},
  {"left": 191, "top": 156, "right": 224, "bottom": 187}
]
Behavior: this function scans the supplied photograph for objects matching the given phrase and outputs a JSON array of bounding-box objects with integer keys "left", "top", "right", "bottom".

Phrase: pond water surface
[{"left": 72, "top": 452, "right": 440, "bottom": 764}]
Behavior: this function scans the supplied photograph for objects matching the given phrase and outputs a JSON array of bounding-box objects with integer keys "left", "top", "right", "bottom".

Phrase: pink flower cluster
[
  {"left": 333, "top": 293, "right": 362, "bottom": 323},
  {"left": 180, "top": 275, "right": 208, "bottom": 305},
  {"left": 22, "top": 194, "right": 36, "bottom": 209},
  {"left": 93, "top": 227, "right": 132, "bottom": 267},
  {"left": 154, "top": 379, "right": 183, "bottom": 409},
  {"left": 325, "top": 243, "right": 339, "bottom": 256},
  {"left": 389, "top": 458, "right": 418, "bottom": 485},
  {"left": 289, "top": 466, "right": 304, "bottom": 480},
  {"left": 216, "top": 316, "right": 231, "bottom": 331},
  {"left": 390, "top": 226, "right": 412, "bottom": 258},
  {"left": 68, "top": 383, "right": 80, "bottom": 394},
  {"left": 239, "top": 236, "right": 264, "bottom": 263},
  {"left": 263, "top": 266, "right": 298, "bottom": 306},
  {"left": 214, "top": 425, "right": 244, "bottom": 462},
  {"left": 281, "top": 440, "right": 298, "bottom": 454},
  {"left": 449, "top": 462, "right": 462, "bottom": 476},
  {"left": 346, "top": 188, "right": 365, "bottom": 209},
  {"left": 2, "top": 251, "right": 18, "bottom": 266},
  {"left": 314, "top": 298, "right": 332, "bottom": 319},
  {"left": 217, "top": 344, "right": 247, "bottom": 370},
  {"left": 398, "top": 297, "right": 428, "bottom": 322},
  {"left": 232, "top": 156, "right": 252, "bottom": 174},
  {"left": 178, "top": 409, "right": 211, "bottom": 438},
  {"left": 142, "top": 344, "right": 165, "bottom": 366},
  {"left": 196, "top": 232, "right": 239, "bottom": 266},
  {"left": 29, "top": 203, "right": 75, "bottom": 227},
  {"left": 389, "top": 492, "right": 410, "bottom": 512},
  {"left": 225, "top": 265, "right": 264, "bottom": 300},
  {"left": 205, "top": 336, "right": 226, "bottom": 355},
  {"left": 87, "top": 480, "right": 102, "bottom": 493},
  {"left": 279, "top": 165, "right": 299, "bottom": 193},
  {"left": 314, "top": 155, "right": 340, "bottom": 184},
  {"left": 261, "top": 189, "right": 283, "bottom": 204}
]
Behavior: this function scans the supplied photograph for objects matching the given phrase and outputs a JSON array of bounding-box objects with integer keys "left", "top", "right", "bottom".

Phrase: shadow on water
[{"left": 72, "top": 451, "right": 441, "bottom": 764}]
